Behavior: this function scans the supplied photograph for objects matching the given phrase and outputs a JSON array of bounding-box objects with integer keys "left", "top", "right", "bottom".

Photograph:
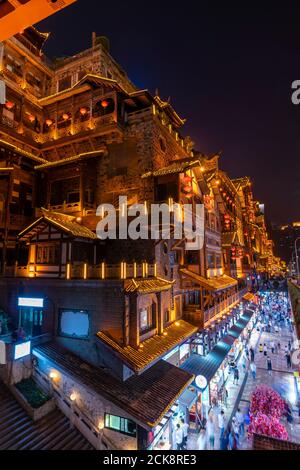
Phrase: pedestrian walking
[
  {"left": 197, "top": 428, "right": 207, "bottom": 450},
  {"left": 206, "top": 413, "right": 215, "bottom": 450},
  {"left": 223, "top": 387, "right": 229, "bottom": 408},
  {"left": 218, "top": 410, "right": 226, "bottom": 439},
  {"left": 181, "top": 418, "right": 189, "bottom": 448},
  {"left": 267, "top": 356, "right": 272, "bottom": 376},
  {"left": 228, "top": 428, "right": 238, "bottom": 450},
  {"left": 219, "top": 430, "right": 229, "bottom": 450},
  {"left": 250, "top": 346, "right": 255, "bottom": 362},
  {"left": 288, "top": 340, "right": 292, "bottom": 352},
  {"left": 270, "top": 340, "right": 275, "bottom": 354},
  {"left": 250, "top": 361, "right": 257, "bottom": 380},
  {"left": 278, "top": 341, "right": 281, "bottom": 351},
  {"left": 175, "top": 424, "right": 184, "bottom": 450},
  {"left": 235, "top": 408, "right": 245, "bottom": 438},
  {"left": 286, "top": 352, "right": 292, "bottom": 369},
  {"left": 263, "top": 343, "right": 268, "bottom": 356},
  {"left": 259, "top": 343, "right": 263, "bottom": 353},
  {"left": 233, "top": 367, "right": 239, "bottom": 385}
]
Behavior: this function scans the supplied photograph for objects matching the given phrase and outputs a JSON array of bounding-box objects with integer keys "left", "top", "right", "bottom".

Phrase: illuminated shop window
[{"left": 104, "top": 413, "right": 136, "bottom": 437}]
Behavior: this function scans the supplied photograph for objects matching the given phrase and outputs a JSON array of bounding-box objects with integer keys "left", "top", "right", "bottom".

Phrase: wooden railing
[{"left": 7, "top": 262, "right": 157, "bottom": 280}]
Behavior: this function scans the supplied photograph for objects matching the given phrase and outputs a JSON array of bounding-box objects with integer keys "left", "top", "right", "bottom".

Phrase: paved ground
[{"left": 187, "top": 293, "right": 300, "bottom": 450}]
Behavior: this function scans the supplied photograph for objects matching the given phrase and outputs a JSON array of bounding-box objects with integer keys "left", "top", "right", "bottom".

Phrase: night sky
[{"left": 37, "top": 1, "right": 300, "bottom": 226}]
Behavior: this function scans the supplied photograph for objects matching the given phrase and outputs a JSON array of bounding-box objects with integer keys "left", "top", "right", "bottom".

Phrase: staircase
[{"left": 0, "top": 382, "right": 94, "bottom": 450}]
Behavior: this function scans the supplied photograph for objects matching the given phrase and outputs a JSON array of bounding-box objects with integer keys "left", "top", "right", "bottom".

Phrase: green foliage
[{"left": 16, "top": 378, "right": 50, "bottom": 409}]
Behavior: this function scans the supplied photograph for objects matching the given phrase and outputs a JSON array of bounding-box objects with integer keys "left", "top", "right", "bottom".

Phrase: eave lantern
[
  {"left": 101, "top": 99, "right": 109, "bottom": 108},
  {"left": 80, "top": 107, "right": 87, "bottom": 115},
  {"left": 5, "top": 100, "right": 14, "bottom": 110},
  {"left": 45, "top": 118, "right": 53, "bottom": 126}
]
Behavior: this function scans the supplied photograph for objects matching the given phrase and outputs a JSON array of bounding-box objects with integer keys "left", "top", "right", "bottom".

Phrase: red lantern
[
  {"left": 183, "top": 185, "right": 192, "bottom": 193},
  {"left": 45, "top": 119, "right": 53, "bottom": 126},
  {"left": 28, "top": 114, "right": 35, "bottom": 122},
  {"left": 101, "top": 100, "right": 109, "bottom": 108},
  {"left": 5, "top": 101, "right": 14, "bottom": 110},
  {"left": 80, "top": 107, "right": 87, "bottom": 115},
  {"left": 183, "top": 175, "right": 192, "bottom": 183},
  {"left": 62, "top": 113, "right": 70, "bottom": 120}
]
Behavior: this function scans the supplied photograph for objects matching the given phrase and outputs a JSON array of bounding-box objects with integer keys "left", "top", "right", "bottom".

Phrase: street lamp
[{"left": 294, "top": 237, "right": 300, "bottom": 279}]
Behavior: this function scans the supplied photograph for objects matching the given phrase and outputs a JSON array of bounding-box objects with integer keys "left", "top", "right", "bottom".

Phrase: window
[
  {"left": 104, "top": 413, "right": 136, "bottom": 437},
  {"left": 139, "top": 305, "right": 156, "bottom": 333},
  {"left": 58, "top": 309, "right": 89, "bottom": 339},
  {"left": 36, "top": 244, "right": 59, "bottom": 265},
  {"left": 207, "top": 253, "right": 215, "bottom": 268},
  {"left": 58, "top": 76, "right": 71, "bottom": 92},
  {"left": 164, "top": 309, "right": 170, "bottom": 324}
]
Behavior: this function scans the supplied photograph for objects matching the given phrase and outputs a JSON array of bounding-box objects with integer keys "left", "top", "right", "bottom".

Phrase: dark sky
[{"left": 37, "top": 1, "right": 300, "bottom": 225}]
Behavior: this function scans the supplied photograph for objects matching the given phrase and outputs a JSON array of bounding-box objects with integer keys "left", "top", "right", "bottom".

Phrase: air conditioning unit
[{"left": 0, "top": 0, "right": 77, "bottom": 42}]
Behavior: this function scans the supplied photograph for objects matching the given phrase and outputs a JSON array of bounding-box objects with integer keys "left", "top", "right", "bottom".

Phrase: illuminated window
[
  {"left": 139, "top": 305, "right": 156, "bottom": 333},
  {"left": 58, "top": 309, "right": 89, "bottom": 339},
  {"left": 104, "top": 413, "right": 136, "bottom": 437},
  {"left": 36, "top": 244, "right": 59, "bottom": 265}
]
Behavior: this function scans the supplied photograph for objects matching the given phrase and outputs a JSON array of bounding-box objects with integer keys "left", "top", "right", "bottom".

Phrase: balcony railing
[{"left": 6, "top": 262, "right": 157, "bottom": 280}]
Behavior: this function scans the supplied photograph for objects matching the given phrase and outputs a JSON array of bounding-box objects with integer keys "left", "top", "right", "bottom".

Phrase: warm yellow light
[
  {"left": 163, "top": 332, "right": 168, "bottom": 336},
  {"left": 70, "top": 393, "right": 76, "bottom": 402},
  {"left": 175, "top": 321, "right": 180, "bottom": 326},
  {"left": 98, "top": 421, "right": 104, "bottom": 430},
  {"left": 66, "top": 263, "right": 71, "bottom": 280},
  {"left": 133, "top": 262, "right": 137, "bottom": 278},
  {"left": 101, "top": 262, "right": 105, "bottom": 279},
  {"left": 49, "top": 371, "right": 58, "bottom": 380},
  {"left": 153, "top": 263, "right": 157, "bottom": 277},
  {"left": 76, "top": 217, "right": 82, "bottom": 222},
  {"left": 83, "top": 263, "right": 88, "bottom": 280}
]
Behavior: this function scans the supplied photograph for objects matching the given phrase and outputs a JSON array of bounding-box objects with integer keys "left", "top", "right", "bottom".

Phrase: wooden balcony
[{"left": 5, "top": 262, "right": 157, "bottom": 280}]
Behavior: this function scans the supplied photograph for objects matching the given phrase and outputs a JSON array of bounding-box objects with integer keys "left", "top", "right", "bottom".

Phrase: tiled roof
[
  {"left": 18, "top": 209, "right": 97, "bottom": 240},
  {"left": 141, "top": 159, "right": 200, "bottom": 178},
  {"left": 180, "top": 268, "right": 237, "bottom": 291},
  {"left": 34, "top": 150, "right": 104, "bottom": 170},
  {"left": 96, "top": 319, "right": 198, "bottom": 373},
  {"left": 0, "top": 139, "right": 47, "bottom": 164},
  {"left": 243, "top": 292, "right": 255, "bottom": 301},
  {"left": 33, "top": 341, "right": 193, "bottom": 429},
  {"left": 222, "top": 231, "right": 239, "bottom": 246},
  {"left": 124, "top": 277, "right": 175, "bottom": 293}
]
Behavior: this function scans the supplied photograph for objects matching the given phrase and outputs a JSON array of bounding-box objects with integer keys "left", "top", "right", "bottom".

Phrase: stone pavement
[
  {"left": 237, "top": 324, "right": 300, "bottom": 449},
  {"left": 187, "top": 293, "right": 300, "bottom": 450}
]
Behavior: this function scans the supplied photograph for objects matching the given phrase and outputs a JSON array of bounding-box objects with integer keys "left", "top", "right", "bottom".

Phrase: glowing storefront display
[{"left": 14, "top": 341, "right": 31, "bottom": 360}]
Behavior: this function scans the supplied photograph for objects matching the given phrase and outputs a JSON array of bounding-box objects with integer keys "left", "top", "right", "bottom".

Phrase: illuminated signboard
[
  {"left": 18, "top": 297, "right": 44, "bottom": 308},
  {"left": 195, "top": 375, "right": 208, "bottom": 390},
  {"left": 14, "top": 341, "right": 31, "bottom": 360}
]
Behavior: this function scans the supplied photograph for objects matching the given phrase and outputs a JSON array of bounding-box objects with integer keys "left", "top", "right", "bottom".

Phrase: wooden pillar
[
  {"left": 156, "top": 291, "right": 163, "bottom": 335},
  {"left": 129, "top": 293, "right": 139, "bottom": 348}
]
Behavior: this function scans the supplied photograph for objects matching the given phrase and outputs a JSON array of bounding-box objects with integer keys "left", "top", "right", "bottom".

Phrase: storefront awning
[
  {"left": 227, "top": 310, "right": 254, "bottom": 338},
  {"left": 243, "top": 292, "right": 255, "bottom": 302},
  {"left": 178, "top": 387, "right": 198, "bottom": 408},
  {"left": 180, "top": 269, "right": 237, "bottom": 292},
  {"left": 181, "top": 309, "right": 254, "bottom": 384}
]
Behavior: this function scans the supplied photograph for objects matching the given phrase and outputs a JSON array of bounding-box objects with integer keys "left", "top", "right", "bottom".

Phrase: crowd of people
[{"left": 192, "top": 291, "right": 297, "bottom": 450}]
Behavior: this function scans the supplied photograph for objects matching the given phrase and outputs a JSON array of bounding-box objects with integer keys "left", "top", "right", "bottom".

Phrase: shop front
[{"left": 17, "top": 296, "right": 44, "bottom": 338}]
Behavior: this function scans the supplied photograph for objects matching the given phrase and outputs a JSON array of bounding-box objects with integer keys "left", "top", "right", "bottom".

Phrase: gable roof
[
  {"left": 124, "top": 277, "right": 175, "bottom": 293},
  {"left": 97, "top": 319, "right": 197, "bottom": 374},
  {"left": 18, "top": 209, "right": 97, "bottom": 241},
  {"left": 33, "top": 341, "right": 193, "bottom": 429}
]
